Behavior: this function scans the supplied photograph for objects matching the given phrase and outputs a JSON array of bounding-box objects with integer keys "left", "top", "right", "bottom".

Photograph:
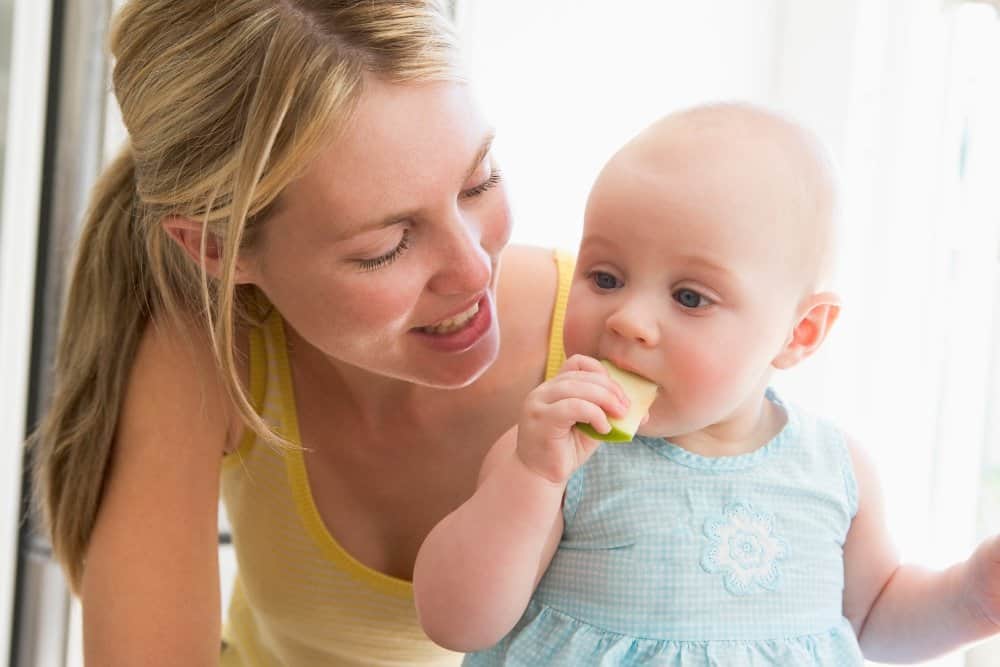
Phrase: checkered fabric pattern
[{"left": 465, "top": 391, "right": 863, "bottom": 666}]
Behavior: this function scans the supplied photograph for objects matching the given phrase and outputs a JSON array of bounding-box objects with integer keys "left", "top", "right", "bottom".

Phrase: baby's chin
[
  {"left": 635, "top": 411, "right": 697, "bottom": 441},
  {"left": 634, "top": 416, "right": 669, "bottom": 439}
]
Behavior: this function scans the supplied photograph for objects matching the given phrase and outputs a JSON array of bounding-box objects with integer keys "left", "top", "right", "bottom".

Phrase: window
[
  {"left": 1, "top": 0, "right": 53, "bottom": 660},
  {"left": 962, "top": 3, "right": 1000, "bottom": 665}
]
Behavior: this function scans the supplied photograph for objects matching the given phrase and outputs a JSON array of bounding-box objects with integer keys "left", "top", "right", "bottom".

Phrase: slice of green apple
[{"left": 575, "top": 360, "right": 658, "bottom": 442}]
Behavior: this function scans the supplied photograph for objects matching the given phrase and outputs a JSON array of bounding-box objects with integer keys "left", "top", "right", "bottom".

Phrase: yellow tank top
[{"left": 219, "top": 251, "right": 574, "bottom": 666}]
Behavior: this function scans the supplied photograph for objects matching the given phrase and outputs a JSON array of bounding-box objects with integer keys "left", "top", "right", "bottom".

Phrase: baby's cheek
[
  {"left": 672, "top": 345, "right": 726, "bottom": 386},
  {"left": 669, "top": 347, "right": 739, "bottom": 409},
  {"left": 562, "top": 302, "right": 596, "bottom": 357}
]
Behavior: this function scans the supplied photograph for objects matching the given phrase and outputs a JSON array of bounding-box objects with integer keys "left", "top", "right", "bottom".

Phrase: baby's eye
[
  {"left": 590, "top": 271, "right": 622, "bottom": 290},
  {"left": 673, "top": 288, "right": 711, "bottom": 309}
]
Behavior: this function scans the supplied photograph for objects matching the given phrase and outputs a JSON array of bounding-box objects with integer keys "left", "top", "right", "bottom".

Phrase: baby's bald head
[{"left": 598, "top": 102, "right": 839, "bottom": 296}]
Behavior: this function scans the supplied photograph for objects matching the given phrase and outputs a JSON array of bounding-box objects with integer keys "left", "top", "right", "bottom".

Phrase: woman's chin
[{"left": 422, "top": 349, "right": 499, "bottom": 389}]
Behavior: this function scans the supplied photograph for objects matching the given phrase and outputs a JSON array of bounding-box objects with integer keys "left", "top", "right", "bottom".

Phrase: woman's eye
[
  {"left": 460, "top": 167, "right": 502, "bottom": 199},
  {"left": 590, "top": 271, "right": 622, "bottom": 290},
  {"left": 673, "top": 288, "right": 710, "bottom": 309},
  {"left": 358, "top": 228, "right": 410, "bottom": 272}
]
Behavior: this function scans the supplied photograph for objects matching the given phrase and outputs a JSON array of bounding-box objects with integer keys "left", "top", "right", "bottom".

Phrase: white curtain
[{"left": 964, "top": 0, "right": 1000, "bottom": 12}]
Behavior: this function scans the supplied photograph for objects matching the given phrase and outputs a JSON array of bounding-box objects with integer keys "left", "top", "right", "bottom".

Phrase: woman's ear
[
  {"left": 772, "top": 292, "right": 841, "bottom": 370},
  {"left": 161, "top": 216, "right": 256, "bottom": 283}
]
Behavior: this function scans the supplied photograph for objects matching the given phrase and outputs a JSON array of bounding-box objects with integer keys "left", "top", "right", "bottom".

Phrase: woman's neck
[{"left": 284, "top": 325, "right": 437, "bottom": 434}]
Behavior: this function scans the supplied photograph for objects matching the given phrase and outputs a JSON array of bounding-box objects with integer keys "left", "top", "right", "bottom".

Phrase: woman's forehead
[{"left": 287, "top": 81, "right": 490, "bottom": 216}]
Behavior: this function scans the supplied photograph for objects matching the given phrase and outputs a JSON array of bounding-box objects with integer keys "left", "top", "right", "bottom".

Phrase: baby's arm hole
[
  {"left": 82, "top": 315, "right": 237, "bottom": 666},
  {"left": 841, "top": 435, "right": 901, "bottom": 638}
]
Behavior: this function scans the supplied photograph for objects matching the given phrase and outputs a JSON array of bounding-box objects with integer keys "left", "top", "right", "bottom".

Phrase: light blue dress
[{"left": 464, "top": 391, "right": 863, "bottom": 666}]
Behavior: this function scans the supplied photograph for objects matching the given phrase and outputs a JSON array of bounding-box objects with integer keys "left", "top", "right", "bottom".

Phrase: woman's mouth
[
  {"left": 417, "top": 301, "right": 481, "bottom": 335},
  {"left": 411, "top": 296, "right": 493, "bottom": 353}
]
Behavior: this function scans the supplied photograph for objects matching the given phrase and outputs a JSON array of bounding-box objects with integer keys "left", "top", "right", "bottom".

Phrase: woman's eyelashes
[
  {"left": 460, "top": 167, "right": 502, "bottom": 199},
  {"left": 358, "top": 228, "right": 411, "bottom": 272},
  {"left": 354, "top": 167, "right": 500, "bottom": 273}
]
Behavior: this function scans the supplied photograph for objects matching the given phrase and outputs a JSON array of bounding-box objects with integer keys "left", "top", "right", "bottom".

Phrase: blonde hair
[{"left": 30, "top": 0, "right": 462, "bottom": 593}]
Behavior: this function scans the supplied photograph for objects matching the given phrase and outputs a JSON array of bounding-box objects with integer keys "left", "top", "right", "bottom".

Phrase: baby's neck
[{"left": 668, "top": 397, "right": 787, "bottom": 459}]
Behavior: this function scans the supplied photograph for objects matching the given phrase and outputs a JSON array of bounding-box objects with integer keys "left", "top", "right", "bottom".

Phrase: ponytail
[{"left": 30, "top": 146, "right": 151, "bottom": 592}]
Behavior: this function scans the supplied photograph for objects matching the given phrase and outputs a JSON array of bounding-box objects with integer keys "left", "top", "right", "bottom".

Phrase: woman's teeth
[{"left": 421, "top": 302, "right": 480, "bottom": 334}]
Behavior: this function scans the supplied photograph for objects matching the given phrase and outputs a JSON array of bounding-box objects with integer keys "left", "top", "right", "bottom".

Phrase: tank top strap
[{"left": 545, "top": 249, "right": 575, "bottom": 381}]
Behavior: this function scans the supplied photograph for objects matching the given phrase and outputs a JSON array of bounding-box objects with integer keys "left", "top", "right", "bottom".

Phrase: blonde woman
[{"left": 29, "top": 2, "right": 573, "bottom": 665}]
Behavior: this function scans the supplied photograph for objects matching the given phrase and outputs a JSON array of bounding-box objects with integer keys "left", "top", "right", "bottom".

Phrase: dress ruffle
[{"left": 464, "top": 600, "right": 863, "bottom": 667}]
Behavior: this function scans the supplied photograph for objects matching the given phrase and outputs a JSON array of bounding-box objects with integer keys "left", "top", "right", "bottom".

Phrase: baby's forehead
[
  {"left": 618, "top": 106, "right": 833, "bottom": 210},
  {"left": 626, "top": 105, "right": 825, "bottom": 173},
  {"left": 594, "top": 104, "right": 839, "bottom": 288}
]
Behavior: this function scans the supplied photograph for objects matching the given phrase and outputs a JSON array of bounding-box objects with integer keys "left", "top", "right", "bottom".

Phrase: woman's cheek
[
  {"left": 337, "top": 273, "right": 420, "bottom": 330},
  {"left": 482, "top": 190, "right": 513, "bottom": 256}
]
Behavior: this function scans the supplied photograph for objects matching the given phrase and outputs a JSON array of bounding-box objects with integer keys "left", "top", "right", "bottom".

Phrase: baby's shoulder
[{"left": 782, "top": 402, "right": 860, "bottom": 516}]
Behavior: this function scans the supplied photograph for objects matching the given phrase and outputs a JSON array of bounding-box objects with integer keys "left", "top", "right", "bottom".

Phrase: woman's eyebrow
[
  {"left": 463, "top": 132, "right": 496, "bottom": 181},
  {"left": 335, "top": 132, "right": 498, "bottom": 242}
]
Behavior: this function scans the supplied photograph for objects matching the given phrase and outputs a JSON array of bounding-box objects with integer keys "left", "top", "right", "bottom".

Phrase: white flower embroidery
[{"left": 700, "top": 502, "right": 788, "bottom": 595}]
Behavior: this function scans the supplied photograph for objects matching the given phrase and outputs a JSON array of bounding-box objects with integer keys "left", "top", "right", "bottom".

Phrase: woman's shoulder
[
  {"left": 480, "top": 245, "right": 573, "bottom": 390},
  {"left": 130, "top": 312, "right": 246, "bottom": 454},
  {"left": 496, "top": 244, "right": 570, "bottom": 343}
]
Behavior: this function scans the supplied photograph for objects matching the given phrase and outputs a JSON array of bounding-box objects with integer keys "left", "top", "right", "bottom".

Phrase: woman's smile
[{"left": 411, "top": 294, "right": 494, "bottom": 353}]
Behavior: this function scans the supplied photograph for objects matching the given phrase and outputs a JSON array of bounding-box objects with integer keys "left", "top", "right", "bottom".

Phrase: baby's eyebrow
[
  {"left": 681, "top": 256, "right": 734, "bottom": 280},
  {"left": 578, "top": 233, "right": 620, "bottom": 252}
]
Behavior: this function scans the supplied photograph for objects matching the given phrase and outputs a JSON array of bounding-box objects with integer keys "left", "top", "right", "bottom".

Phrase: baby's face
[{"left": 564, "top": 114, "right": 830, "bottom": 439}]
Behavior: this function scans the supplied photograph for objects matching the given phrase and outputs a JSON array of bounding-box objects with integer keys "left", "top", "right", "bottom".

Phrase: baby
[{"left": 413, "top": 103, "right": 1000, "bottom": 666}]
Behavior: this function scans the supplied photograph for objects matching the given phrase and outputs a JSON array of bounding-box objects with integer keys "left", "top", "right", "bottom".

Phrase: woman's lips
[
  {"left": 410, "top": 295, "right": 493, "bottom": 353},
  {"left": 417, "top": 300, "right": 481, "bottom": 334}
]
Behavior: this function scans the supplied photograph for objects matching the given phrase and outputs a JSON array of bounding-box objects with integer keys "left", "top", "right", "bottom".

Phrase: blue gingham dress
[{"left": 464, "top": 391, "right": 863, "bottom": 666}]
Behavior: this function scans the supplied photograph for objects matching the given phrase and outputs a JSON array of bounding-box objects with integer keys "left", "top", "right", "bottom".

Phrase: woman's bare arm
[{"left": 81, "top": 318, "right": 235, "bottom": 666}]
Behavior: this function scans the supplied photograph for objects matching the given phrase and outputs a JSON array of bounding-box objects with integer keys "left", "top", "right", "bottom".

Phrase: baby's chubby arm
[
  {"left": 843, "top": 438, "right": 999, "bottom": 662},
  {"left": 413, "top": 355, "right": 628, "bottom": 652}
]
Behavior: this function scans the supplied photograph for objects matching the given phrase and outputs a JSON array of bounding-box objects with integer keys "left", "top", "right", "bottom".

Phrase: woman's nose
[
  {"left": 426, "top": 215, "right": 492, "bottom": 296},
  {"left": 606, "top": 300, "right": 660, "bottom": 346}
]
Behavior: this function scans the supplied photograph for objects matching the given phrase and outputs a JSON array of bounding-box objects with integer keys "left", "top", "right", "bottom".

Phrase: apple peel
[{"left": 575, "top": 360, "right": 658, "bottom": 442}]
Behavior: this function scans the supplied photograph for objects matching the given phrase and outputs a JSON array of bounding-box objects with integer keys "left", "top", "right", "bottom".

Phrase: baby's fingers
[
  {"left": 547, "top": 397, "right": 612, "bottom": 438},
  {"left": 554, "top": 356, "right": 629, "bottom": 406},
  {"left": 559, "top": 354, "right": 605, "bottom": 375},
  {"left": 533, "top": 376, "right": 628, "bottom": 421}
]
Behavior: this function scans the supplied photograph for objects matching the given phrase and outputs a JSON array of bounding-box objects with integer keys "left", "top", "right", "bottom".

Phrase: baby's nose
[{"left": 606, "top": 304, "right": 659, "bottom": 346}]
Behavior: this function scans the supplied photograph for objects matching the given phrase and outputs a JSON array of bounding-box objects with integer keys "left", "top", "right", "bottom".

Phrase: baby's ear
[
  {"left": 162, "top": 216, "right": 256, "bottom": 283},
  {"left": 772, "top": 292, "right": 841, "bottom": 370}
]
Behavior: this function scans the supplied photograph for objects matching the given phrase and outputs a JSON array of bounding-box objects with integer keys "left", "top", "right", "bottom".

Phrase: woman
[{"left": 30, "top": 1, "right": 572, "bottom": 665}]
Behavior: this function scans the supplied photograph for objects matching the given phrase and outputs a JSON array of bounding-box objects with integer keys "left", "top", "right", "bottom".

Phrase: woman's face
[{"left": 245, "top": 79, "right": 512, "bottom": 388}]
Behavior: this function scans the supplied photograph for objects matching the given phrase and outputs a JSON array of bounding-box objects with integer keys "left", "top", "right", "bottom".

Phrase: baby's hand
[
  {"left": 966, "top": 535, "right": 1000, "bottom": 629},
  {"left": 515, "top": 354, "right": 629, "bottom": 485}
]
